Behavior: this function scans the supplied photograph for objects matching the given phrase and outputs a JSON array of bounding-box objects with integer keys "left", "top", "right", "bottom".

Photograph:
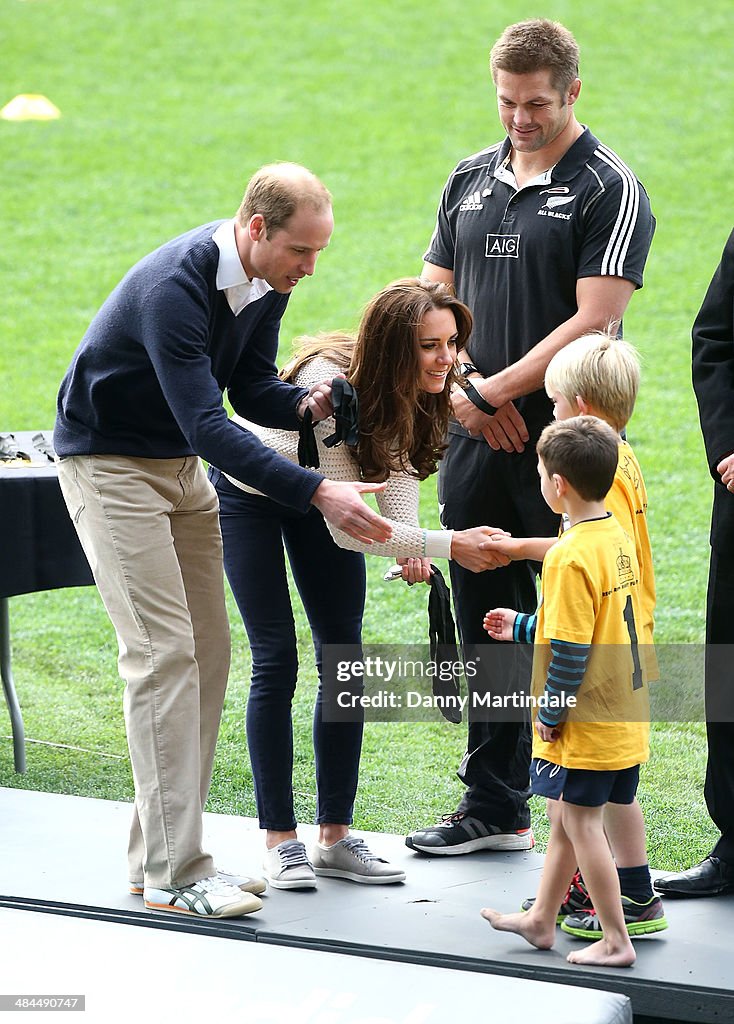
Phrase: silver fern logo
[
  {"left": 545, "top": 195, "right": 576, "bottom": 209},
  {"left": 537, "top": 194, "right": 576, "bottom": 220}
]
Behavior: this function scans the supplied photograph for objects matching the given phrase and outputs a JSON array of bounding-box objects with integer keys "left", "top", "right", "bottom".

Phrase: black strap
[
  {"left": 298, "top": 378, "right": 360, "bottom": 468},
  {"left": 323, "top": 378, "right": 359, "bottom": 448},
  {"left": 462, "top": 379, "right": 497, "bottom": 417},
  {"left": 427, "top": 564, "right": 462, "bottom": 724},
  {"left": 297, "top": 408, "right": 320, "bottom": 468}
]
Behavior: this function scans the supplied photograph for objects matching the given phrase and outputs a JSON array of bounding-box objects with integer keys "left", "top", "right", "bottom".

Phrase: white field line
[{"left": 2, "top": 736, "right": 127, "bottom": 759}]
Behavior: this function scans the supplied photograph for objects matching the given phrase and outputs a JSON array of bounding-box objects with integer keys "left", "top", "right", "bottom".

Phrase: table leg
[{"left": 0, "top": 597, "right": 27, "bottom": 773}]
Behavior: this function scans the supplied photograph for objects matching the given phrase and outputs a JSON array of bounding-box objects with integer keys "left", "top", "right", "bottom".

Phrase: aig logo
[{"left": 485, "top": 234, "right": 519, "bottom": 258}]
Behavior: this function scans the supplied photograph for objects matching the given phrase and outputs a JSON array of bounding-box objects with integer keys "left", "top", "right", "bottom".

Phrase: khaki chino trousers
[{"left": 57, "top": 454, "right": 230, "bottom": 888}]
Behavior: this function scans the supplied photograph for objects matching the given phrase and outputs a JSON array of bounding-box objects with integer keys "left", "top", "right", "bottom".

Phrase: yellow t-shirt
[
  {"left": 532, "top": 514, "right": 650, "bottom": 771},
  {"left": 606, "top": 439, "right": 655, "bottom": 646}
]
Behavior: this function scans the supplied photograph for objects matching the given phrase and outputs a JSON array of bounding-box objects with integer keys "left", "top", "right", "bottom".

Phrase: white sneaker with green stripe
[
  {"left": 130, "top": 869, "right": 266, "bottom": 896},
  {"left": 143, "top": 875, "right": 263, "bottom": 917}
]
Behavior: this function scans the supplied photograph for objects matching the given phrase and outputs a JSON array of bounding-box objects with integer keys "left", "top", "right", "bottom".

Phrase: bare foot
[
  {"left": 480, "top": 908, "right": 555, "bottom": 950},
  {"left": 567, "top": 938, "right": 636, "bottom": 967}
]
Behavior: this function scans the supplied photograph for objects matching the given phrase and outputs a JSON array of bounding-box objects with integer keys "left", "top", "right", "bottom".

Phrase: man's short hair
[
  {"left": 490, "top": 19, "right": 580, "bottom": 95},
  {"left": 537, "top": 416, "right": 619, "bottom": 501},
  {"left": 545, "top": 333, "right": 641, "bottom": 433},
  {"left": 237, "top": 162, "right": 332, "bottom": 236}
]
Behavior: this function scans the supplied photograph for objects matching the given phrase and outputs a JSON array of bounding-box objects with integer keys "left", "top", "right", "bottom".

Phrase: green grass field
[{"left": 1, "top": 0, "right": 731, "bottom": 869}]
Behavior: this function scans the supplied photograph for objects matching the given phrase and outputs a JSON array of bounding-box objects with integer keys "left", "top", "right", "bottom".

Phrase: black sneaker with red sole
[{"left": 521, "top": 870, "right": 592, "bottom": 924}]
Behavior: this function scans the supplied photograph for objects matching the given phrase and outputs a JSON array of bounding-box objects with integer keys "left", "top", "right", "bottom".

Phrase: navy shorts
[{"left": 530, "top": 758, "right": 640, "bottom": 807}]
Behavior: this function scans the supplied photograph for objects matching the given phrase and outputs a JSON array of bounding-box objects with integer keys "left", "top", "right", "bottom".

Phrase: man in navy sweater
[{"left": 54, "top": 162, "right": 391, "bottom": 919}]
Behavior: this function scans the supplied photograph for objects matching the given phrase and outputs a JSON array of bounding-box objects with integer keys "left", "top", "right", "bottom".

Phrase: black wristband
[
  {"left": 463, "top": 379, "right": 498, "bottom": 416},
  {"left": 459, "top": 361, "right": 480, "bottom": 377}
]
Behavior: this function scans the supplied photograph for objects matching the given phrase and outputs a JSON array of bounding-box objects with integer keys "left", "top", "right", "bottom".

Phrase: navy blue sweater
[{"left": 54, "top": 221, "right": 323, "bottom": 511}]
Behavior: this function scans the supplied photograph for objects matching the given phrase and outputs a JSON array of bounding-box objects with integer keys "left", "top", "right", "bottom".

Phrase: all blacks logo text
[{"left": 485, "top": 234, "right": 520, "bottom": 258}]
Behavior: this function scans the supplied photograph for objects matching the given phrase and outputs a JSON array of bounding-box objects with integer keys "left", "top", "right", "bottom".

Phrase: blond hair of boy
[{"left": 545, "top": 331, "right": 639, "bottom": 432}]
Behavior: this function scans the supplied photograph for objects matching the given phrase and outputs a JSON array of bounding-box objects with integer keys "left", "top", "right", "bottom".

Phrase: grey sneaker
[
  {"left": 264, "top": 839, "right": 317, "bottom": 890},
  {"left": 143, "top": 875, "right": 263, "bottom": 917},
  {"left": 311, "top": 836, "right": 406, "bottom": 884}
]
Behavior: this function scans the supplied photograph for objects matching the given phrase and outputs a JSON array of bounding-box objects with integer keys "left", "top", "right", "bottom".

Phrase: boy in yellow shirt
[
  {"left": 483, "top": 333, "right": 662, "bottom": 938},
  {"left": 482, "top": 416, "right": 660, "bottom": 966}
]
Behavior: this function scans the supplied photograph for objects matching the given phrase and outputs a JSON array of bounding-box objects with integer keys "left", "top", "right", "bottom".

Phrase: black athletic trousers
[{"left": 438, "top": 432, "right": 559, "bottom": 829}]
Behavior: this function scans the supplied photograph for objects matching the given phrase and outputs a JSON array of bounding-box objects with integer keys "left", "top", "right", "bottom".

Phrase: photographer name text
[{"left": 335, "top": 690, "right": 576, "bottom": 712}]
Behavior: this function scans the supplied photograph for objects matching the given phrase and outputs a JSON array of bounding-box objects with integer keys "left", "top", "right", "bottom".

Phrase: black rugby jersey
[{"left": 425, "top": 127, "right": 655, "bottom": 433}]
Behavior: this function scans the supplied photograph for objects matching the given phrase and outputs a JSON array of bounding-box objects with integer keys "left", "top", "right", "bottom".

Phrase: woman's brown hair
[{"left": 281, "top": 278, "right": 473, "bottom": 481}]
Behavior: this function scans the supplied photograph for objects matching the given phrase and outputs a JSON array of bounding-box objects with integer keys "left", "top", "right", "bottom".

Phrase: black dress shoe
[{"left": 653, "top": 856, "right": 734, "bottom": 898}]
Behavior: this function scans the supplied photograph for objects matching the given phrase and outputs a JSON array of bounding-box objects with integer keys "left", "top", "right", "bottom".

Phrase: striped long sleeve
[
  {"left": 538, "top": 639, "right": 590, "bottom": 728},
  {"left": 513, "top": 612, "right": 536, "bottom": 644}
]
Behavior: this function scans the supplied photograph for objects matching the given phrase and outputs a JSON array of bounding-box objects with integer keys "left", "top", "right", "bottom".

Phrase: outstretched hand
[
  {"left": 311, "top": 478, "right": 392, "bottom": 544},
  {"left": 478, "top": 534, "right": 524, "bottom": 560},
  {"left": 483, "top": 607, "right": 518, "bottom": 642}
]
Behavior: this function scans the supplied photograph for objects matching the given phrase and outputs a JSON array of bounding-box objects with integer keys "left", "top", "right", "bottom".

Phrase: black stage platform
[{"left": 1, "top": 787, "right": 732, "bottom": 1023}]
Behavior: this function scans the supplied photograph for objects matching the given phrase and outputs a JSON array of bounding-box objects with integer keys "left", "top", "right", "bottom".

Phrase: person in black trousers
[
  {"left": 655, "top": 229, "right": 734, "bottom": 898},
  {"left": 406, "top": 18, "right": 655, "bottom": 856}
]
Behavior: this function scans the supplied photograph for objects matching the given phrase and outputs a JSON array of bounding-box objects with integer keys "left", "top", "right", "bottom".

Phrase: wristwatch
[{"left": 459, "top": 361, "right": 480, "bottom": 377}]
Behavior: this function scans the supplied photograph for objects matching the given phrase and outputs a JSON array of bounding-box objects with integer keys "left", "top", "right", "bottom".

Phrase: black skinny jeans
[{"left": 210, "top": 468, "right": 366, "bottom": 831}]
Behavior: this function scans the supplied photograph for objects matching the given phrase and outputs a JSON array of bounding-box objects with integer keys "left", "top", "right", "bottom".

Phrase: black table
[{"left": 0, "top": 431, "right": 94, "bottom": 772}]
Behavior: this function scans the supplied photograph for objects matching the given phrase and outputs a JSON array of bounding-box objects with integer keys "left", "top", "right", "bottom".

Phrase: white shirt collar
[
  {"left": 494, "top": 152, "right": 554, "bottom": 190},
  {"left": 212, "top": 219, "right": 272, "bottom": 316}
]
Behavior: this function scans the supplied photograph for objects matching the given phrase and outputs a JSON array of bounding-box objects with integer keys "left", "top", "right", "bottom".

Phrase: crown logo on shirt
[{"left": 616, "top": 548, "right": 635, "bottom": 586}]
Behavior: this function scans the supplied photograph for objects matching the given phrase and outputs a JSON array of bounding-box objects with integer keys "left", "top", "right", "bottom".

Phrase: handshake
[{"left": 449, "top": 527, "right": 525, "bottom": 573}]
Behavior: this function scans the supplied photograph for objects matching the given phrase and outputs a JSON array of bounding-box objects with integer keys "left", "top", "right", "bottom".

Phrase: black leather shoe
[{"left": 653, "top": 856, "right": 734, "bottom": 898}]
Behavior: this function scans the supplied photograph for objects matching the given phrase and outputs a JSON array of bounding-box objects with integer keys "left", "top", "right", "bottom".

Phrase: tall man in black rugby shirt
[{"left": 407, "top": 20, "right": 655, "bottom": 855}]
